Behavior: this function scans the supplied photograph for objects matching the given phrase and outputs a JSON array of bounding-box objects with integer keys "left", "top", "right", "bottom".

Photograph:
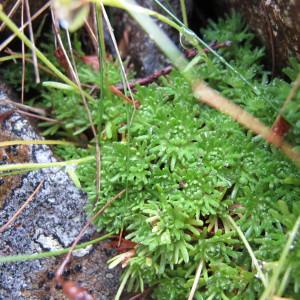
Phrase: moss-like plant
[
  {"left": 30, "top": 14, "right": 300, "bottom": 299},
  {"left": 1, "top": 11, "right": 300, "bottom": 299}
]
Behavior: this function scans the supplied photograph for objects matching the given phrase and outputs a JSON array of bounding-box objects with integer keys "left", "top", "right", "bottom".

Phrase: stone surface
[
  {"left": 112, "top": 0, "right": 194, "bottom": 76},
  {"left": 214, "top": 0, "right": 300, "bottom": 72},
  {"left": 0, "top": 88, "right": 120, "bottom": 299}
]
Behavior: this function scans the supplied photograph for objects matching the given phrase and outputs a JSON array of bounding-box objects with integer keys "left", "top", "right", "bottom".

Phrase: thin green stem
[
  {"left": 0, "top": 53, "right": 30, "bottom": 62},
  {"left": 0, "top": 156, "right": 94, "bottom": 172},
  {"left": 277, "top": 266, "right": 291, "bottom": 296},
  {"left": 226, "top": 215, "right": 268, "bottom": 287},
  {"left": 179, "top": 0, "right": 188, "bottom": 26},
  {"left": 95, "top": 2, "right": 107, "bottom": 98},
  {"left": 0, "top": 232, "right": 113, "bottom": 264},
  {"left": 153, "top": 0, "right": 261, "bottom": 96},
  {"left": 0, "top": 7, "right": 94, "bottom": 102},
  {"left": 259, "top": 216, "right": 300, "bottom": 300}
]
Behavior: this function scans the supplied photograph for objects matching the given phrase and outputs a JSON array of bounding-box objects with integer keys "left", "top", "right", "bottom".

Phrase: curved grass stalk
[
  {"left": 0, "top": 139, "right": 71, "bottom": 147},
  {"left": 0, "top": 232, "right": 113, "bottom": 264},
  {"left": 226, "top": 215, "right": 268, "bottom": 288},
  {"left": 113, "top": 0, "right": 187, "bottom": 72},
  {"left": 0, "top": 53, "right": 30, "bottom": 62},
  {"left": 100, "top": 2, "right": 137, "bottom": 236},
  {"left": 0, "top": 156, "right": 94, "bottom": 173},
  {"left": 113, "top": 0, "right": 300, "bottom": 167}
]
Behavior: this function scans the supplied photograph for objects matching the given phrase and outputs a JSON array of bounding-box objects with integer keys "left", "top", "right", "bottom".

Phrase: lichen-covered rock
[
  {"left": 0, "top": 88, "right": 120, "bottom": 299},
  {"left": 215, "top": 0, "right": 300, "bottom": 72}
]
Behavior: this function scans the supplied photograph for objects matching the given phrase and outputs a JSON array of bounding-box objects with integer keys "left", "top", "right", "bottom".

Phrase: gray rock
[
  {"left": 112, "top": 0, "right": 194, "bottom": 76},
  {"left": 0, "top": 88, "right": 120, "bottom": 299}
]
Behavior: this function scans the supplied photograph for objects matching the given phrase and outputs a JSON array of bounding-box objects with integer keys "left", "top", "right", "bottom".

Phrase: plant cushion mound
[{"left": 4, "top": 12, "right": 300, "bottom": 300}]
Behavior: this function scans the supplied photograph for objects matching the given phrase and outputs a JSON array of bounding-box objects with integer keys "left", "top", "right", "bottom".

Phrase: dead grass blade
[
  {"left": 0, "top": 0, "right": 21, "bottom": 32},
  {"left": 188, "top": 260, "right": 204, "bottom": 300},
  {"left": 24, "top": 0, "right": 40, "bottom": 83},
  {"left": 193, "top": 80, "right": 300, "bottom": 167},
  {"left": 21, "top": 0, "right": 26, "bottom": 103},
  {"left": 0, "top": 1, "right": 50, "bottom": 52},
  {"left": 0, "top": 180, "right": 44, "bottom": 233}
]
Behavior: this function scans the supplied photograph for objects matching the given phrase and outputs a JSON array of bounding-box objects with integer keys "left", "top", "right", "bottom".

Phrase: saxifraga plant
[
  {"left": 1, "top": 2, "right": 300, "bottom": 298},
  {"left": 33, "top": 14, "right": 300, "bottom": 299}
]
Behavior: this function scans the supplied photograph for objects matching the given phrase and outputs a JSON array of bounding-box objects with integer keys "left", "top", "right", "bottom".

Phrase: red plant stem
[
  {"left": 115, "top": 41, "right": 232, "bottom": 91},
  {"left": 109, "top": 85, "right": 141, "bottom": 108},
  {"left": 271, "top": 116, "right": 291, "bottom": 138},
  {"left": 272, "top": 71, "right": 300, "bottom": 138}
]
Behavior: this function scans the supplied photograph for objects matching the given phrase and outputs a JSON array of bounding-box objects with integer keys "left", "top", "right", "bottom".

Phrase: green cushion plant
[{"left": 1, "top": 11, "right": 300, "bottom": 300}]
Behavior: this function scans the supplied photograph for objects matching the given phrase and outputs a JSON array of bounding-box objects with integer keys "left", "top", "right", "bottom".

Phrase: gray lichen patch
[{"left": 0, "top": 94, "right": 119, "bottom": 299}]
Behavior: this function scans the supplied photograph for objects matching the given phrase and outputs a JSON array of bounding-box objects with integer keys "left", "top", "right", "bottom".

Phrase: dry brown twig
[
  {"left": 51, "top": 7, "right": 102, "bottom": 201},
  {"left": 193, "top": 80, "right": 300, "bottom": 167},
  {"left": 16, "top": 109, "right": 61, "bottom": 124}
]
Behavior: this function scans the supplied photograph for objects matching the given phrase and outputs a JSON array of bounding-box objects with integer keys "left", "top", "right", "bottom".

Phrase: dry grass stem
[
  {"left": 0, "top": 0, "right": 22, "bottom": 32},
  {"left": 24, "top": 0, "right": 40, "bottom": 83},
  {"left": 0, "top": 1, "right": 50, "bottom": 52},
  {"left": 188, "top": 260, "right": 204, "bottom": 300},
  {"left": 0, "top": 180, "right": 44, "bottom": 233},
  {"left": 193, "top": 80, "right": 300, "bottom": 166},
  {"left": 55, "top": 189, "right": 126, "bottom": 279}
]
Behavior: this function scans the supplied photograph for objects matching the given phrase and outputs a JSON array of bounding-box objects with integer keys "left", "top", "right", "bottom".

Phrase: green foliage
[{"left": 17, "top": 13, "right": 300, "bottom": 299}]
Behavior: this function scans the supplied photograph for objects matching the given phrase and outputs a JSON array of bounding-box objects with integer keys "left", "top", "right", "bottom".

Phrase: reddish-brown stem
[
  {"left": 109, "top": 85, "right": 141, "bottom": 108},
  {"left": 193, "top": 80, "right": 300, "bottom": 166},
  {"left": 115, "top": 41, "right": 232, "bottom": 91},
  {"left": 272, "top": 71, "right": 300, "bottom": 138},
  {"left": 114, "top": 65, "right": 173, "bottom": 91},
  {"left": 271, "top": 116, "right": 291, "bottom": 139}
]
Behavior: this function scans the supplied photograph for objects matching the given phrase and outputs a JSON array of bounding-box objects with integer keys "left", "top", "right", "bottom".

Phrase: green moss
[{"left": 7, "top": 13, "right": 300, "bottom": 299}]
